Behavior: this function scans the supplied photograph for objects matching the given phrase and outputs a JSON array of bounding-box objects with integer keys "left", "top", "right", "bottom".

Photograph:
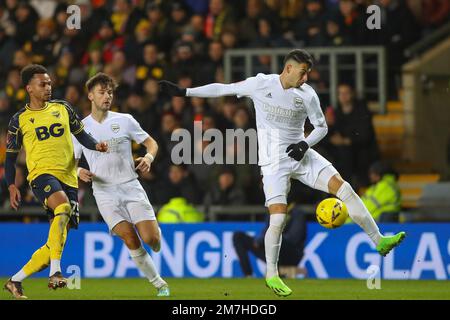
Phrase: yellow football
[{"left": 316, "top": 198, "right": 348, "bottom": 229}]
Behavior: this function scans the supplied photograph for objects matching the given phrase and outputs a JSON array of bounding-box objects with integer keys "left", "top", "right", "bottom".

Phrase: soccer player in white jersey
[
  {"left": 159, "top": 49, "right": 405, "bottom": 297},
  {"left": 73, "top": 73, "right": 169, "bottom": 297}
]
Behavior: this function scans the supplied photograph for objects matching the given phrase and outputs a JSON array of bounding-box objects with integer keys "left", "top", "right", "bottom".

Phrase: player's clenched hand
[
  {"left": 158, "top": 80, "right": 186, "bottom": 97},
  {"left": 96, "top": 141, "right": 108, "bottom": 152},
  {"left": 8, "top": 185, "right": 21, "bottom": 211},
  {"left": 286, "top": 141, "right": 309, "bottom": 161},
  {"left": 135, "top": 157, "right": 151, "bottom": 173},
  {"left": 78, "top": 168, "right": 95, "bottom": 183}
]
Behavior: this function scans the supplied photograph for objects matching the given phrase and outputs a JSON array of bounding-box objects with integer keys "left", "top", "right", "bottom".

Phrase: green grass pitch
[{"left": 2, "top": 278, "right": 450, "bottom": 300}]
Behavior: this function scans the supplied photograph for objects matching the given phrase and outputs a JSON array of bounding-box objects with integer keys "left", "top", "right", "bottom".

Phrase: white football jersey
[
  {"left": 73, "top": 111, "right": 149, "bottom": 188},
  {"left": 187, "top": 73, "right": 327, "bottom": 166}
]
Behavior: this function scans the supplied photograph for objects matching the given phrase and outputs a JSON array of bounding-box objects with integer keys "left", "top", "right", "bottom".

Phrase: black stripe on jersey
[{"left": 6, "top": 107, "right": 26, "bottom": 152}]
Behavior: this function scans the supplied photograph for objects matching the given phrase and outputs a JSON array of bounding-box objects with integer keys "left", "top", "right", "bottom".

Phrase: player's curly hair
[
  {"left": 284, "top": 49, "right": 314, "bottom": 69},
  {"left": 20, "top": 64, "right": 48, "bottom": 86},
  {"left": 85, "top": 72, "right": 118, "bottom": 92}
]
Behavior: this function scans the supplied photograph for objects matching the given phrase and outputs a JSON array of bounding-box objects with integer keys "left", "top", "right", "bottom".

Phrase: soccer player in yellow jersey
[{"left": 3, "top": 64, "right": 108, "bottom": 299}]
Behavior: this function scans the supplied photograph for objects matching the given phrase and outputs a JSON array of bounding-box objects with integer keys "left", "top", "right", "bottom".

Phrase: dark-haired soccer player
[
  {"left": 159, "top": 49, "right": 406, "bottom": 297},
  {"left": 3, "top": 64, "right": 108, "bottom": 299},
  {"left": 73, "top": 73, "right": 169, "bottom": 297}
]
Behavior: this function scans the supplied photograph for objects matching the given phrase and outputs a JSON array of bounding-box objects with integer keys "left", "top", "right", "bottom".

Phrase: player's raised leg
[
  {"left": 264, "top": 203, "right": 292, "bottom": 297},
  {"left": 320, "top": 168, "right": 405, "bottom": 256},
  {"left": 114, "top": 221, "right": 169, "bottom": 296}
]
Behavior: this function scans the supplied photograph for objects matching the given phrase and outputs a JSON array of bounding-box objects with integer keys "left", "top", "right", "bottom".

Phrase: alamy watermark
[
  {"left": 366, "top": 265, "right": 381, "bottom": 289},
  {"left": 366, "top": 5, "right": 381, "bottom": 30},
  {"left": 171, "top": 121, "right": 260, "bottom": 165},
  {"left": 66, "top": 265, "right": 81, "bottom": 290},
  {"left": 170, "top": 121, "right": 286, "bottom": 168},
  {"left": 66, "top": 5, "right": 81, "bottom": 30}
]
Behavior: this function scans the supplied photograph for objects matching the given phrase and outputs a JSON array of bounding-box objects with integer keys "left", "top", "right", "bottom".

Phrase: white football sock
[
  {"left": 337, "top": 181, "right": 382, "bottom": 245},
  {"left": 129, "top": 246, "right": 166, "bottom": 289},
  {"left": 49, "top": 259, "right": 61, "bottom": 276},
  {"left": 11, "top": 269, "right": 27, "bottom": 282},
  {"left": 264, "top": 213, "right": 286, "bottom": 279}
]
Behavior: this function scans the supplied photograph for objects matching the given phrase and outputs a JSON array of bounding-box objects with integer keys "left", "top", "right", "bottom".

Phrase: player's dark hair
[
  {"left": 85, "top": 73, "right": 118, "bottom": 92},
  {"left": 284, "top": 49, "right": 314, "bottom": 69},
  {"left": 20, "top": 64, "right": 48, "bottom": 86}
]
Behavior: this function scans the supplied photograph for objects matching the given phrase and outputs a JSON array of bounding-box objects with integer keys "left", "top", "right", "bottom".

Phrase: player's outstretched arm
[
  {"left": 158, "top": 80, "right": 186, "bottom": 96},
  {"left": 5, "top": 152, "right": 21, "bottom": 210},
  {"left": 159, "top": 77, "right": 256, "bottom": 98},
  {"left": 74, "top": 130, "right": 108, "bottom": 152}
]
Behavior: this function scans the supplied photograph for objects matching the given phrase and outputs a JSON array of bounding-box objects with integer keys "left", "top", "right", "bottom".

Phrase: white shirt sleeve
[
  {"left": 72, "top": 134, "right": 83, "bottom": 160},
  {"left": 127, "top": 115, "right": 150, "bottom": 144},
  {"left": 186, "top": 76, "right": 258, "bottom": 99},
  {"left": 304, "top": 91, "right": 328, "bottom": 147}
]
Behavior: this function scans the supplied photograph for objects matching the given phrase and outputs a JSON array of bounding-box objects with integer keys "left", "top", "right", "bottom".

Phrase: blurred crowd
[{"left": 0, "top": 0, "right": 448, "bottom": 211}]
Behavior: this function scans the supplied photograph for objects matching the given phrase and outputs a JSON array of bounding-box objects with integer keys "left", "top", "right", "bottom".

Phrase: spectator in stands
[
  {"left": 12, "top": 1, "right": 39, "bottom": 46},
  {"left": 135, "top": 42, "right": 165, "bottom": 91},
  {"left": 249, "top": 16, "right": 292, "bottom": 48},
  {"left": 170, "top": 96, "right": 192, "bottom": 130},
  {"left": 265, "top": 0, "right": 303, "bottom": 33},
  {"left": 171, "top": 40, "right": 200, "bottom": 83},
  {"left": 186, "top": 14, "right": 208, "bottom": 54},
  {"left": 239, "top": 0, "right": 266, "bottom": 44},
  {"left": 26, "top": 18, "right": 57, "bottom": 66},
  {"left": 167, "top": 1, "right": 191, "bottom": 44},
  {"left": 0, "top": 91, "right": 14, "bottom": 128},
  {"left": 204, "top": 0, "right": 235, "bottom": 40},
  {"left": 64, "top": 84, "right": 82, "bottom": 109},
  {"left": 325, "top": 14, "right": 350, "bottom": 46},
  {"left": 0, "top": 25, "right": 18, "bottom": 75},
  {"left": 12, "top": 49, "right": 31, "bottom": 70},
  {"left": 352, "top": 161, "right": 401, "bottom": 222},
  {"left": 0, "top": 5, "right": 16, "bottom": 37},
  {"left": 197, "top": 40, "right": 224, "bottom": 85},
  {"left": 220, "top": 26, "right": 239, "bottom": 49},
  {"left": 145, "top": 2, "right": 172, "bottom": 55},
  {"left": 219, "top": 97, "right": 239, "bottom": 129},
  {"left": 328, "top": 83, "right": 379, "bottom": 188},
  {"left": 105, "top": 50, "right": 136, "bottom": 88},
  {"left": 159, "top": 164, "right": 202, "bottom": 205},
  {"left": 4, "top": 67, "right": 26, "bottom": 110},
  {"left": 204, "top": 166, "right": 245, "bottom": 206},
  {"left": 157, "top": 197, "right": 204, "bottom": 223},
  {"left": 233, "top": 106, "right": 254, "bottom": 131},
  {"left": 233, "top": 206, "right": 307, "bottom": 277},
  {"left": 336, "top": 0, "right": 366, "bottom": 45},
  {"left": 294, "top": 0, "right": 326, "bottom": 46}
]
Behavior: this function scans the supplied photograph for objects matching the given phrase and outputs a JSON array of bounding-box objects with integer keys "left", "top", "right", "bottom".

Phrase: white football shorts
[
  {"left": 93, "top": 179, "right": 156, "bottom": 232},
  {"left": 261, "top": 148, "right": 338, "bottom": 206}
]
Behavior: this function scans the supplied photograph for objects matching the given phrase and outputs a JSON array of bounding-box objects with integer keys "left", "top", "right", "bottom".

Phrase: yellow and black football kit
[
  {"left": 3, "top": 100, "right": 100, "bottom": 276},
  {"left": 6, "top": 100, "right": 84, "bottom": 188}
]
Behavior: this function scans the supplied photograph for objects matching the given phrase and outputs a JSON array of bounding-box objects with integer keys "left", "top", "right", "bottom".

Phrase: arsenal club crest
[
  {"left": 111, "top": 123, "right": 120, "bottom": 133},
  {"left": 294, "top": 97, "right": 304, "bottom": 108}
]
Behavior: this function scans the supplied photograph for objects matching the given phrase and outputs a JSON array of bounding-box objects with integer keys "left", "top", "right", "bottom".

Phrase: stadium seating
[{"left": 398, "top": 174, "right": 440, "bottom": 209}]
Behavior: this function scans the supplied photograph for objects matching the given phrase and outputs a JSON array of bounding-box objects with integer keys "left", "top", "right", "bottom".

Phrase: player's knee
[
  {"left": 142, "top": 233, "right": 160, "bottom": 248},
  {"left": 328, "top": 174, "right": 345, "bottom": 195},
  {"left": 55, "top": 203, "right": 71, "bottom": 215},
  {"left": 120, "top": 232, "right": 141, "bottom": 250}
]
